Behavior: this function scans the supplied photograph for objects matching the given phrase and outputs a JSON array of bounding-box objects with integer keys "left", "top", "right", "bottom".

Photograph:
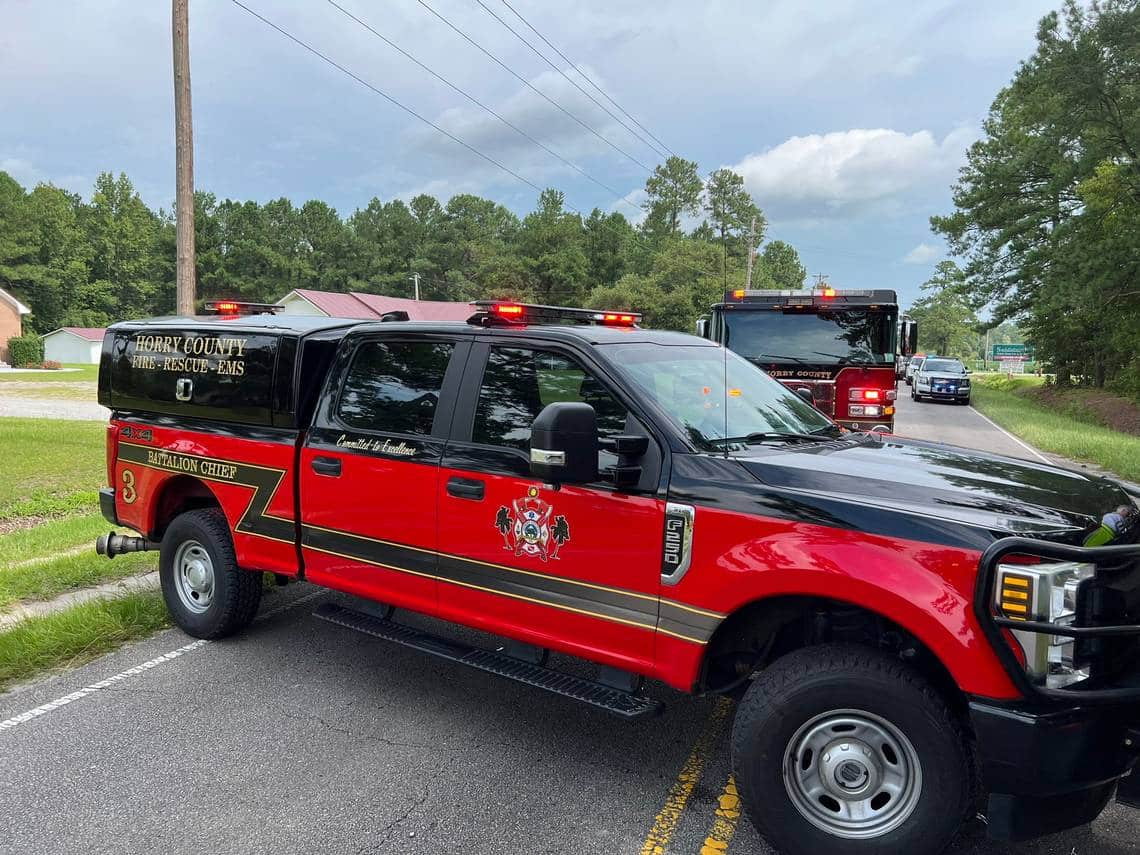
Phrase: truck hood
[
  {"left": 919, "top": 371, "right": 969, "bottom": 382},
  {"left": 737, "top": 433, "right": 1132, "bottom": 542}
]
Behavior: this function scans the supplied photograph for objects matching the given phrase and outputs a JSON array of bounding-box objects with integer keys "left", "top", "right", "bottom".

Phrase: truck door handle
[
  {"left": 311, "top": 456, "right": 342, "bottom": 477},
  {"left": 447, "top": 477, "right": 484, "bottom": 500}
]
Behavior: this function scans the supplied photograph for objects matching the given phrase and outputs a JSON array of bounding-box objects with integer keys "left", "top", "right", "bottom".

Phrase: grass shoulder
[
  {"left": 971, "top": 375, "right": 1140, "bottom": 482},
  {"left": 0, "top": 417, "right": 105, "bottom": 522},
  {"left": 0, "top": 364, "right": 99, "bottom": 383},
  {"left": 0, "top": 590, "right": 170, "bottom": 692}
]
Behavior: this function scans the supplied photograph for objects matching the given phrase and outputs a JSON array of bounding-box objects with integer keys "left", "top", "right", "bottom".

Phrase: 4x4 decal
[{"left": 494, "top": 486, "right": 570, "bottom": 561}]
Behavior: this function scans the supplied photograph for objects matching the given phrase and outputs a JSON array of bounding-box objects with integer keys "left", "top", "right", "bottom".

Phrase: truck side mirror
[
  {"left": 530, "top": 402, "right": 598, "bottom": 484},
  {"left": 794, "top": 387, "right": 814, "bottom": 404},
  {"left": 695, "top": 318, "right": 709, "bottom": 338}
]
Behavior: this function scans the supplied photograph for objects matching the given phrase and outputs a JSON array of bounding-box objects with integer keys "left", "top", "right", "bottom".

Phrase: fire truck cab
[
  {"left": 700, "top": 288, "right": 900, "bottom": 432},
  {"left": 95, "top": 301, "right": 1140, "bottom": 855}
]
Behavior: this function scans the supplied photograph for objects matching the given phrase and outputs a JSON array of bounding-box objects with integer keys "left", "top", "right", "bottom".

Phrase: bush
[{"left": 7, "top": 334, "right": 44, "bottom": 367}]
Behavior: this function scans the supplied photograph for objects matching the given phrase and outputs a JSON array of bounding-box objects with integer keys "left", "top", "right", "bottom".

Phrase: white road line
[
  {"left": 0, "top": 640, "right": 208, "bottom": 731},
  {"left": 0, "top": 588, "right": 326, "bottom": 733},
  {"left": 967, "top": 405, "right": 1053, "bottom": 464}
]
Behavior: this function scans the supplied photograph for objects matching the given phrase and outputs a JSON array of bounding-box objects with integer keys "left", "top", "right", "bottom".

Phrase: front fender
[{"left": 659, "top": 506, "right": 1020, "bottom": 700}]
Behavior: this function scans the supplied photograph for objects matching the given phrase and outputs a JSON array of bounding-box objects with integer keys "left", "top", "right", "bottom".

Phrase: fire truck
[
  {"left": 95, "top": 301, "right": 1140, "bottom": 855},
  {"left": 699, "top": 287, "right": 903, "bottom": 431}
]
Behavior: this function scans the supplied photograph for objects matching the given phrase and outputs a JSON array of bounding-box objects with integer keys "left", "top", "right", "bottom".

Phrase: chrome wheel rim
[
  {"left": 783, "top": 708, "right": 922, "bottom": 840},
  {"left": 174, "top": 540, "right": 215, "bottom": 615}
]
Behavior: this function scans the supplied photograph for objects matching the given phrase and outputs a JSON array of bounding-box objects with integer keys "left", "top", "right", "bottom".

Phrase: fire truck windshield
[
  {"left": 723, "top": 308, "right": 896, "bottom": 366},
  {"left": 613, "top": 343, "right": 837, "bottom": 451}
]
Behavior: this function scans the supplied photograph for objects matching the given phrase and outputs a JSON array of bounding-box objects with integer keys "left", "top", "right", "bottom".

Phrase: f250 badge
[{"left": 494, "top": 486, "right": 570, "bottom": 562}]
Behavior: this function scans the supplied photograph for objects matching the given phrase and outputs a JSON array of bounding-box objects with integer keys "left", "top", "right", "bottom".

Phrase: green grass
[
  {"left": 0, "top": 364, "right": 99, "bottom": 383},
  {"left": 0, "top": 513, "right": 112, "bottom": 566},
  {"left": 972, "top": 377, "right": 1140, "bottom": 482},
  {"left": 0, "top": 590, "right": 169, "bottom": 692},
  {"left": 0, "top": 417, "right": 105, "bottom": 521},
  {"left": 0, "top": 550, "right": 154, "bottom": 610}
]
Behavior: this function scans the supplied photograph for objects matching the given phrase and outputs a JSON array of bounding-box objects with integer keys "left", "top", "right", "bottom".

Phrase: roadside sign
[{"left": 991, "top": 343, "right": 1034, "bottom": 358}]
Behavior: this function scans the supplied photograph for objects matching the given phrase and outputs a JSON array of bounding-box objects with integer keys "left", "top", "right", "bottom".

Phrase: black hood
[{"left": 735, "top": 433, "right": 1132, "bottom": 543}]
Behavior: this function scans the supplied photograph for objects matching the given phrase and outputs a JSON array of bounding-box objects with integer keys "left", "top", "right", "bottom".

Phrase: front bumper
[
  {"left": 99, "top": 487, "right": 118, "bottom": 526},
  {"left": 971, "top": 700, "right": 1140, "bottom": 841},
  {"left": 916, "top": 383, "right": 970, "bottom": 399}
]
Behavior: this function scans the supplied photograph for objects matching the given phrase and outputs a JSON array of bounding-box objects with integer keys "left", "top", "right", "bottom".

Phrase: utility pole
[
  {"left": 743, "top": 216, "right": 757, "bottom": 289},
  {"left": 409, "top": 272, "right": 421, "bottom": 301},
  {"left": 812, "top": 272, "right": 830, "bottom": 290},
  {"left": 173, "top": 0, "right": 196, "bottom": 316}
]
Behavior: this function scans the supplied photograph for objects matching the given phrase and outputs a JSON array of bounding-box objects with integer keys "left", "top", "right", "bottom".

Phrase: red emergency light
[
  {"left": 203, "top": 300, "right": 283, "bottom": 316},
  {"left": 470, "top": 301, "right": 641, "bottom": 328}
]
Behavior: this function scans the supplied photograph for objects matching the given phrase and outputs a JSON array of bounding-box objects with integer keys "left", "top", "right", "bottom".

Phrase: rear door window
[{"left": 337, "top": 340, "right": 454, "bottom": 436}]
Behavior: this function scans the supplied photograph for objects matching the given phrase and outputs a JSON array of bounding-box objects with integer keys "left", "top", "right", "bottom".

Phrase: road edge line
[{"left": 967, "top": 405, "right": 1053, "bottom": 464}]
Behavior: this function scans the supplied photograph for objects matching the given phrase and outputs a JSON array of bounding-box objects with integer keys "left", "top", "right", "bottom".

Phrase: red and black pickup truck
[{"left": 95, "top": 300, "right": 1140, "bottom": 855}]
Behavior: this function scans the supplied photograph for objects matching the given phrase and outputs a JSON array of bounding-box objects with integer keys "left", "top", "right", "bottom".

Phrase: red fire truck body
[
  {"left": 703, "top": 288, "right": 901, "bottom": 431},
  {"left": 95, "top": 302, "right": 1140, "bottom": 855}
]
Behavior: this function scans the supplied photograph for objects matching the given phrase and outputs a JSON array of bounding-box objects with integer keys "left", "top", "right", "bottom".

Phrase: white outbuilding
[{"left": 43, "top": 327, "right": 106, "bottom": 364}]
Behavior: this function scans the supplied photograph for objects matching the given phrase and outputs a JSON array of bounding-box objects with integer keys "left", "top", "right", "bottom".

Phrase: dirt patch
[
  {"left": 0, "top": 515, "right": 53, "bottom": 536},
  {"left": 1028, "top": 386, "right": 1140, "bottom": 436}
]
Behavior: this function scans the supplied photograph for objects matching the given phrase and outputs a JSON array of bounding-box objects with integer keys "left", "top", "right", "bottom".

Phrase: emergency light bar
[
  {"left": 468, "top": 301, "right": 641, "bottom": 328},
  {"left": 204, "top": 301, "right": 284, "bottom": 316}
]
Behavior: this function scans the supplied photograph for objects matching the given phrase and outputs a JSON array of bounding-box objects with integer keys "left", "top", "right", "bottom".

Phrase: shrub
[{"left": 7, "top": 335, "right": 44, "bottom": 367}]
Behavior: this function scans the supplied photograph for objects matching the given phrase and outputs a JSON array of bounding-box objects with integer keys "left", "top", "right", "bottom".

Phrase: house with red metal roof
[
  {"left": 43, "top": 327, "right": 107, "bottom": 364},
  {"left": 277, "top": 289, "right": 471, "bottom": 323}
]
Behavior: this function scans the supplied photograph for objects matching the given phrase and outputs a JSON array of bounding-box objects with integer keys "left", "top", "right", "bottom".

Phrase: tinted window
[
  {"left": 338, "top": 340, "right": 453, "bottom": 435},
  {"left": 473, "top": 347, "right": 628, "bottom": 450},
  {"left": 723, "top": 308, "right": 897, "bottom": 366}
]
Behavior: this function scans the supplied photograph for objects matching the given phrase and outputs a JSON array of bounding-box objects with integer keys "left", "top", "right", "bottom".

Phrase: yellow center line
[
  {"left": 639, "top": 697, "right": 733, "bottom": 855},
  {"left": 699, "top": 776, "right": 741, "bottom": 855}
]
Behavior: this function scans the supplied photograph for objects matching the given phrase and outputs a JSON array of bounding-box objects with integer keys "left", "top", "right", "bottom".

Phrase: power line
[
  {"left": 496, "top": 0, "right": 676, "bottom": 158},
  {"left": 229, "top": 0, "right": 542, "bottom": 195},
  {"left": 413, "top": 0, "right": 654, "bottom": 173},
  {"left": 473, "top": 0, "right": 669, "bottom": 160},
  {"left": 228, "top": 2, "right": 720, "bottom": 279},
  {"left": 326, "top": 0, "right": 633, "bottom": 205}
]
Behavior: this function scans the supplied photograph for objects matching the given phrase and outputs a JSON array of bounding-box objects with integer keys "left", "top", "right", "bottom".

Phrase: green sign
[{"left": 992, "top": 343, "right": 1034, "bottom": 358}]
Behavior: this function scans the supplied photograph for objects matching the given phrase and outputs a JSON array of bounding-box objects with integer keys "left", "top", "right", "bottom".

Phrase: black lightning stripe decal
[{"left": 117, "top": 443, "right": 724, "bottom": 643}]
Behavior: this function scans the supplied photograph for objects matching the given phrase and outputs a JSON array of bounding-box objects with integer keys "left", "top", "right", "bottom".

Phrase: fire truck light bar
[
  {"left": 204, "top": 301, "right": 284, "bottom": 315},
  {"left": 469, "top": 301, "right": 641, "bottom": 327},
  {"left": 729, "top": 288, "right": 874, "bottom": 300}
]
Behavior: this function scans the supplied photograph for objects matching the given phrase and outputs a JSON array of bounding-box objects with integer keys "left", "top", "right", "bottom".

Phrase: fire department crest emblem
[{"left": 494, "top": 486, "right": 570, "bottom": 562}]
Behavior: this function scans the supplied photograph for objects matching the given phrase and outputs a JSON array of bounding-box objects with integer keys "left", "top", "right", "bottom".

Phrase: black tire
[
  {"left": 159, "top": 508, "right": 262, "bottom": 639},
  {"left": 732, "top": 644, "right": 973, "bottom": 855},
  {"left": 962, "top": 396, "right": 971, "bottom": 406}
]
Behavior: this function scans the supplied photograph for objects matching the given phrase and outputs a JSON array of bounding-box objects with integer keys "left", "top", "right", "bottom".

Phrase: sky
[{"left": 0, "top": 0, "right": 1060, "bottom": 309}]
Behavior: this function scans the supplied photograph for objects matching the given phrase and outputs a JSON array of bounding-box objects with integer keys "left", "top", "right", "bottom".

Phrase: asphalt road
[{"left": 2, "top": 398, "right": 1138, "bottom": 855}]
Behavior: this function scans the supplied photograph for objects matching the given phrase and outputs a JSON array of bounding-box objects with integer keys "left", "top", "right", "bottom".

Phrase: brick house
[{"left": 0, "top": 287, "right": 32, "bottom": 365}]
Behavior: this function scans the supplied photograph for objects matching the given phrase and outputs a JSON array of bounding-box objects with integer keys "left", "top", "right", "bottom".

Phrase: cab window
[
  {"left": 472, "top": 347, "right": 628, "bottom": 452},
  {"left": 337, "top": 340, "right": 453, "bottom": 436}
]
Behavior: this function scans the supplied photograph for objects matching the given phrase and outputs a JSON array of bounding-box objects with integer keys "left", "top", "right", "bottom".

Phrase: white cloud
[
  {"left": 902, "top": 242, "right": 942, "bottom": 264},
  {"left": 730, "top": 127, "right": 976, "bottom": 218}
]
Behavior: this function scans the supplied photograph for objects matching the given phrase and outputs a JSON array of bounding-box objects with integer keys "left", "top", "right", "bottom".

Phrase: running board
[{"left": 313, "top": 602, "right": 663, "bottom": 719}]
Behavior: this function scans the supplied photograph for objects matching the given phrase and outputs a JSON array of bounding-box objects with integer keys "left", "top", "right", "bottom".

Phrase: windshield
[
  {"left": 922, "top": 359, "right": 965, "bottom": 374},
  {"left": 723, "top": 308, "right": 897, "bottom": 366},
  {"left": 610, "top": 343, "right": 835, "bottom": 452}
]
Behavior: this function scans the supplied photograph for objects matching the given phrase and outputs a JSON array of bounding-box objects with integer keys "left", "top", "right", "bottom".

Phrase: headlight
[
  {"left": 960, "top": 378, "right": 970, "bottom": 387},
  {"left": 996, "top": 561, "right": 1096, "bottom": 688}
]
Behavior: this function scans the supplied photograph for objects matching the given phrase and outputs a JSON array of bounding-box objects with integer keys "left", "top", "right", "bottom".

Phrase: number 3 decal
[{"left": 121, "top": 469, "right": 138, "bottom": 505}]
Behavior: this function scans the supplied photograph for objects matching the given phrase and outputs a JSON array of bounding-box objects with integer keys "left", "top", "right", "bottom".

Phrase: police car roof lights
[{"left": 468, "top": 301, "right": 641, "bottom": 328}]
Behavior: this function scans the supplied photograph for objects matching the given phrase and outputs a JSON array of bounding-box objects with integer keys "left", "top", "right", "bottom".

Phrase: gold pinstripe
[{"left": 118, "top": 442, "right": 724, "bottom": 643}]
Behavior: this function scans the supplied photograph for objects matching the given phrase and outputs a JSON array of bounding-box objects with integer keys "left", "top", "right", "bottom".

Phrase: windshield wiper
[
  {"left": 751, "top": 353, "right": 808, "bottom": 364},
  {"left": 812, "top": 350, "right": 873, "bottom": 365},
  {"left": 715, "top": 431, "right": 831, "bottom": 446}
]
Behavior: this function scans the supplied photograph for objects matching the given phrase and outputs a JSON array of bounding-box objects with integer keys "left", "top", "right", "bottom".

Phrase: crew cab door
[
  {"left": 435, "top": 341, "right": 666, "bottom": 671},
  {"left": 299, "top": 333, "right": 469, "bottom": 613}
]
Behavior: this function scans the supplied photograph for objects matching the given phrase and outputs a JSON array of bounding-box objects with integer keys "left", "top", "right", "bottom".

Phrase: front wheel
[
  {"left": 732, "top": 644, "right": 973, "bottom": 855},
  {"left": 160, "top": 508, "right": 262, "bottom": 638}
]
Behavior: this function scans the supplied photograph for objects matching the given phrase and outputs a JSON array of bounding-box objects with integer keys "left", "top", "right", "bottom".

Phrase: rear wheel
[
  {"left": 160, "top": 508, "right": 262, "bottom": 638},
  {"left": 732, "top": 644, "right": 972, "bottom": 855}
]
